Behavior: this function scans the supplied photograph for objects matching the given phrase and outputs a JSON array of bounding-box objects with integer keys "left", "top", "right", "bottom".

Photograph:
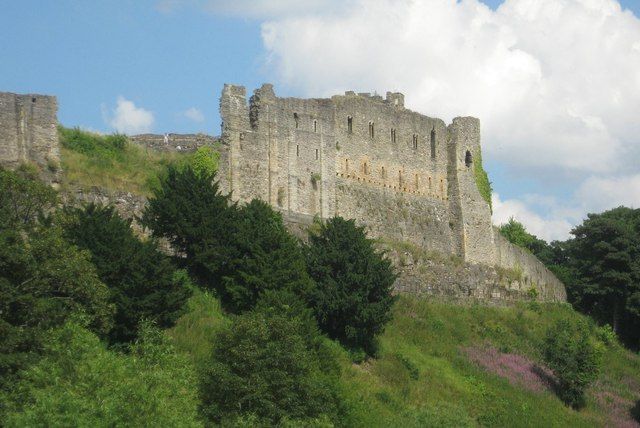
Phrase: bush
[
  {"left": 0, "top": 166, "right": 57, "bottom": 228},
  {"left": 543, "top": 319, "right": 602, "bottom": 408},
  {"left": 305, "top": 217, "right": 397, "bottom": 355},
  {"left": 190, "top": 146, "right": 219, "bottom": 178},
  {"left": 200, "top": 291, "right": 343, "bottom": 425},
  {"left": 221, "top": 199, "right": 314, "bottom": 312},
  {"left": 62, "top": 203, "right": 191, "bottom": 344},
  {"left": 3, "top": 322, "right": 202, "bottom": 427}
]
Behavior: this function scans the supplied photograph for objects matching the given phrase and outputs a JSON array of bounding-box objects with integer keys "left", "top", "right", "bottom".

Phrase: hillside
[{"left": 170, "top": 292, "right": 640, "bottom": 427}]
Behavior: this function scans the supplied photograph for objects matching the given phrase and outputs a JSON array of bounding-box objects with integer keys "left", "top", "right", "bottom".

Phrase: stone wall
[
  {"left": 0, "top": 92, "right": 60, "bottom": 183},
  {"left": 129, "top": 133, "right": 218, "bottom": 152},
  {"left": 217, "top": 83, "right": 567, "bottom": 302}
]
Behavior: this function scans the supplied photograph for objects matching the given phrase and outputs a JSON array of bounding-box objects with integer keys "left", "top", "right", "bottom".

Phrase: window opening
[
  {"left": 430, "top": 128, "right": 436, "bottom": 158},
  {"left": 465, "top": 150, "right": 473, "bottom": 167},
  {"left": 347, "top": 116, "right": 353, "bottom": 133}
]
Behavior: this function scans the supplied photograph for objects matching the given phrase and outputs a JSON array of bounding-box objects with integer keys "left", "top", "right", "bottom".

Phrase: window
[
  {"left": 428, "top": 176, "right": 432, "bottom": 190},
  {"left": 381, "top": 166, "right": 386, "bottom": 179},
  {"left": 315, "top": 148, "right": 319, "bottom": 160},
  {"left": 369, "top": 121, "right": 374, "bottom": 139},
  {"left": 399, "top": 170, "right": 403, "bottom": 188},
  {"left": 415, "top": 174, "right": 419, "bottom": 190},
  {"left": 296, "top": 145, "right": 299, "bottom": 157},
  {"left": 412, "top": 134, "right": 418, "bottom": 150},
  {"left": 345, "top": 159, "right": 349, "bottom": 172},
  {"left": 363, "top": 162, "right": 368, "bottom": 175},
  {"left": 430, "top": 129, "right": 436, "bottom": 158},
  {"left": 391, "top": 128, "right": 396, "bottom": 143},
  {"left": 347, "top": 116, "right": 353, "bottom": 133},
  {"left": 294, "top": 112, "right": 299, "bottom": 128},
  {"left": 465, "top": 150, "right": 473, "bottom": 167},
  {"left": 313, "top": 119, "right": 317, "bottom": 133}
]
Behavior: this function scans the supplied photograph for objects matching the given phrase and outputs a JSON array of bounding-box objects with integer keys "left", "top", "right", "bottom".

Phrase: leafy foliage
[
  {"left": 543, "top": 319, "right": 603, "bottom": 408},
  {"left": 200, "top": 291, "right": 344, "bottom": 425},
  {"left": 190, "top": 146, "right": 219, "bottom": 178},
  {"left": 305, "top": 217, "right": 397, "bottom": 355},
  {"left": 3, "top": 322, "right": 202, "bottom": 427},
  {"left": 473, "top": 149, "right": 492, "bottom": 211},
  {"left": 0, "top": 165, "right": 57, "bottom": 228},
  {"left": 62, "top": 203, "right": 191, "bottom": 344},
  {"left": 222, "top": 199, "right": 314, "bottom": 312},
  {"left": 141, "top": 165, "right": 239, "bottom": 291}
]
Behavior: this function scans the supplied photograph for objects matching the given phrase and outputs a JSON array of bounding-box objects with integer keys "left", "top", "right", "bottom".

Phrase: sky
[{"left": 2, "top": 0, "right": 639, "bottom": 241}]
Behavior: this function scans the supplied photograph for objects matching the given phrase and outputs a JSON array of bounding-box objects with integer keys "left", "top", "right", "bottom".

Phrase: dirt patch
[{"left": 593, "top": 383, "right": 640, "bottom": 428}]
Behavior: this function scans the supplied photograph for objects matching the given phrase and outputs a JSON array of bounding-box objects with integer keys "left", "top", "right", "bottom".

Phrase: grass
[
  {"left": 473, "top": 149, "right": 493, "bottom": 212},
  {"left": 58, "top": 126, "right": 192, "bottom": 196},
  {"left": 169, "top": 292, "right": 640, "bottom": 427}
]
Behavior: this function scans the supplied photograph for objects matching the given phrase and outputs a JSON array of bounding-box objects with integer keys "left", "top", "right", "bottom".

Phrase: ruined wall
[
  {"left": 129, "top": 133, "right": 218, "bottom": 152},
  {"left": 0, "top": 92, "right": 60, "bottom": 183},
  {"left": 216, "top": 83, "right": 567, "bottom": 302}
]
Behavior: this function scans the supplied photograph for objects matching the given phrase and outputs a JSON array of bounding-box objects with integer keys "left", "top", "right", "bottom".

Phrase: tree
[
  {"left": 141, "top": 165, "right": 239, "bottom": 291},
  {"left": 0, "top": 165, "right": 56, "bottom": 228},
  {"left": 200, "top": 290, "right": 343, "bottom": 425},
  {"left": 3, "top": 322, "right": 202, "bottom": 427},
  {"left": 190, "top": 146, "right": 219, "bottom": 179},
  {"left": 543, "top": 319, "right": 602, "bottom": 408},
  {"left": 62, "top": 203, "right": 191, "bottom": 344},
  {"left": 567, "top": 207, "right": 640, "bottom": 339},
  {"left": 305, "top": 217, "right": 397, "bottom": 355},
  {"left": 221, "top": 199, "right": 314, "bottom": 312}
]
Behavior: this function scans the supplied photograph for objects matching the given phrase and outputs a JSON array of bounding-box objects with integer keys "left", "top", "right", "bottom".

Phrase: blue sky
[{"left": 2, "top": 0, "right": 639, "bottom": 240}]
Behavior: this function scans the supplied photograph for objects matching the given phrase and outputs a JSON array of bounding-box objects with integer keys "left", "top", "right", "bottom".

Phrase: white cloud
[
  {"left": 258, "top": 0, "right": 640, "bottom": 239},
  {"left": 492, "top": 193, "right": 574, "bottom": 241},
  {"left": 104, "top": 96, "right": 155, "bottom": 135},
  {"left": 156, "top": 0, "right": 345, "bottom": 18},
  {"left": 183, "top": 107, "right": 205, "bottom": 123}
]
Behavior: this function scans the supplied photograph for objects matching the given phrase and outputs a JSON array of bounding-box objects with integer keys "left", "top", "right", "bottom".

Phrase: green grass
[
  {"left": 169, "top": 292, "right": 640, "bottom": 427},
  {"left": 58, "top": 126, "right": 192, "bottom": 196}
]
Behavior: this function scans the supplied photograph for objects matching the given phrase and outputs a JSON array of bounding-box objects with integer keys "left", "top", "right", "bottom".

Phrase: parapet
[{"left": 386, "top": 91, "right": 404, "bottom": 108}]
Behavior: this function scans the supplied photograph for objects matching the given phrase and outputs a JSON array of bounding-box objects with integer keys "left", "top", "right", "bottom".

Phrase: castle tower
[{"left": 447, "top": 117, "right": 496, "bottom": 265}]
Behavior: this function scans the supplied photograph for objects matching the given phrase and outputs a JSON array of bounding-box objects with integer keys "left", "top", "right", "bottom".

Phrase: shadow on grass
[
  {"left": 531, "top": 364, "right": 559, "bottom": 395},
  {"left": 631, "top": 400, "right": 640, "bottom": 423}
]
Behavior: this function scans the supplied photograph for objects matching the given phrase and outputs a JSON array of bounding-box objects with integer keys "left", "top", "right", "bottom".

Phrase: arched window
[
  {"left": 430, "top": 128, "right": 436, "bottom": 158},
  {"left": 347, "top": 116, "right": 353, "bottom": 133},
  {"left": 412, "top": 134, "right": 418, "bottom": 150},
  {"left": 465, "top": 150, "right": 473, "bottom": 167},
  {"left": 369, "top": 121, "right": 375, "bottom": 139},
  {"left": 391, "top": 128, "right": 396, "bottom": 144},
  {"left": 294, "top": 112, "right": 299, "bottom": 128}
]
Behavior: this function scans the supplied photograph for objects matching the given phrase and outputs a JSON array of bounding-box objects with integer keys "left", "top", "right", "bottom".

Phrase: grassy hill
[{"left": 170, "top": 291, "right": 640, "bottom": 427}]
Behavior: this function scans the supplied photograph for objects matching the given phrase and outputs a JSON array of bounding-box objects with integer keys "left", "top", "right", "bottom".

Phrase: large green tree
[
  {"left": 63, "top": 203, "right": 191, "bottom": 344},
  {"left": 221, "top": 199, "right": 314, "bottom": 312},
  {"left": 141, "top": 165, "right": 239, "bottom": 291},
  {"left": 200, "top": 290, "right": 343, "bottom": 425},
  {"left": 567, "top": 207, "right": 640, "bottom": 343},
  {"left": 305, "top": 217, "right": 397, "bottom": 355}
]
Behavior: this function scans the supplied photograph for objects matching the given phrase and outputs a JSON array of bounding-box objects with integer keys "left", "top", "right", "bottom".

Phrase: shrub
[
  {"left": 62, "top": 203, "right": 191, "bottom": 344},
  {"left": 543, "top": 319, "right": 602, "bottom": 408},
  {"left": 190, "top": 146, "right": 219, "bottom": 178},
  {"left": 305, "top": 217, "right": 397, "bottom": 355},
  {"left": 200, "top": 291, "right": 343, "bottom": 425},
  {"left": 0, "top": 166, "right": 57, "bottom": 228},
  {"left": 221, "top": 199, "right": 314, "bottom": 312},
  {"left": 3, "top": 322, "right": 202, "bottom": 427}
]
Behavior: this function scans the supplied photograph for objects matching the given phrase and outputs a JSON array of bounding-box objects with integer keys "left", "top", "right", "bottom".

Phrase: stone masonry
[{"left": 217, "top": 84, "right": 566, "bottom": 302}]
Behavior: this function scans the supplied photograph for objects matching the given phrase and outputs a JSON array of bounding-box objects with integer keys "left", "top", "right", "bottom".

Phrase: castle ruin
[{"left": 217, "top": 84, "right": 566, "bottom": 302}]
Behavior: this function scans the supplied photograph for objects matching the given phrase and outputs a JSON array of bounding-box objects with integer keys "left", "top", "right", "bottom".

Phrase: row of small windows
[
  {"left": 344, "top": 159, "right": 445, "bottom": 193},
  {"left": 293, "top": 113, "right": 437, "bottom": 158}
]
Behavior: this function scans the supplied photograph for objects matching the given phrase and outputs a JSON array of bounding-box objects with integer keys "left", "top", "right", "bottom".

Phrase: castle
[
  {"left": 217, "top": 84, "right": 566, "bottom": 302},
  {"left": 0, "top": 87, "right": 566, "bottom": 302}
]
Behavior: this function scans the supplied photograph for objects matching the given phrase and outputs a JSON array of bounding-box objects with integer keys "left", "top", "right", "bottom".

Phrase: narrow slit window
[
  {"left": 399, "top": 170, "right": 403, "bottom": 188},
  {"left": 345, "top": 159, "right": 349, "bottom": 173},
  {"left": 363, "top": 162, "right": 368, "bottom": 175},
  {"left": 415, "top": 174, "right": 419, "bottom": 190},
  {"left": 369, "top": 121, "right": 375, "bottom": 139},
  {"left": 430, "top": 129, "right": 436, "bottom": 158},
  {"left": 347, "top": 116, "right": 353, "bottom": 133},
  {"left": 296, "top": 145, "right": 299, "bottom": 157},
  {"left": 313, "top": 119, "right": 317, "bottom": 133},
  {"left": 315, "top": 148, "right": 319, "bottom": 160},
  {"left": 294, "top": 112, "right": 299, "bottom": 128},
  {"left": 412, "top": 134, "right": 418, "bottom": 150},
  {"left": 391, "top": 128, "right": 396, "bottom": 144},
  {"left": 428, "top": 176, "right": 432, "bottom": 189},
  {"left": 381, "top": 166, "right": 386, "bottom": 179}
]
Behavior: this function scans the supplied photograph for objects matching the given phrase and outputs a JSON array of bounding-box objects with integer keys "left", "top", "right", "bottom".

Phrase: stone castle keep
[
  {"left": 0, "top": 86, "right": 566, "bottom": 302},
  {"left": 216, "top": 84, "right": 565, "bottom": 302}
]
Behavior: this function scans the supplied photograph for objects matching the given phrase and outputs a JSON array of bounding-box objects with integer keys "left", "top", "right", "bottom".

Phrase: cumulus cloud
[
  {"left": 104, "top": 96, "right": 154, "bottom": 135},
  {"left": 258, "top": 0, "right": 640, "bottom": 239},
  {"left": 183, "top": 107, "right": 205, "bottom": 123},
  {"left": 575, "top": 174, "right": 640, "bottom": 213}
]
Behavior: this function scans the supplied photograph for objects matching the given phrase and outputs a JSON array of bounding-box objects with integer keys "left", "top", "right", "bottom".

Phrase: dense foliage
[
  {"left": 4, "top": 322, "right": 201, "bottom": 427},
  {"left": 141, "top": 165, "right": 239, "bottom": 291},
  {"left": 62, "top": 203, "right": 191, "bottom": 344},
  {"left": 190, "top": 145, "right": 220, "bottom": 179},
  {"left": 543, "top": 319, "right": 603, "bottom": 408},
  {"left": 200, "top": 291, "right": 344, "bottom": 425},
  {"left": 305, "top": 217, "right": 397, "bottom": 355}
]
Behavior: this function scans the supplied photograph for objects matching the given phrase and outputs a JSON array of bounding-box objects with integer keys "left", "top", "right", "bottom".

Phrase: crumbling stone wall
[
  {"left": 0, "top": 92, "right": 60, "bottom": 183},
  {"left": 129, "top": 133, "right": 218, "bottom": 152},
  {"left": 217, "top": 83, "right": 566, "bottom": 302}
]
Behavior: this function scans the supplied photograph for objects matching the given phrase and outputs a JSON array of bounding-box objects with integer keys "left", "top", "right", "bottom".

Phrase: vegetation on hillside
[{"left": 473, "top": 150, "right": 493, "bottom": 212}]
